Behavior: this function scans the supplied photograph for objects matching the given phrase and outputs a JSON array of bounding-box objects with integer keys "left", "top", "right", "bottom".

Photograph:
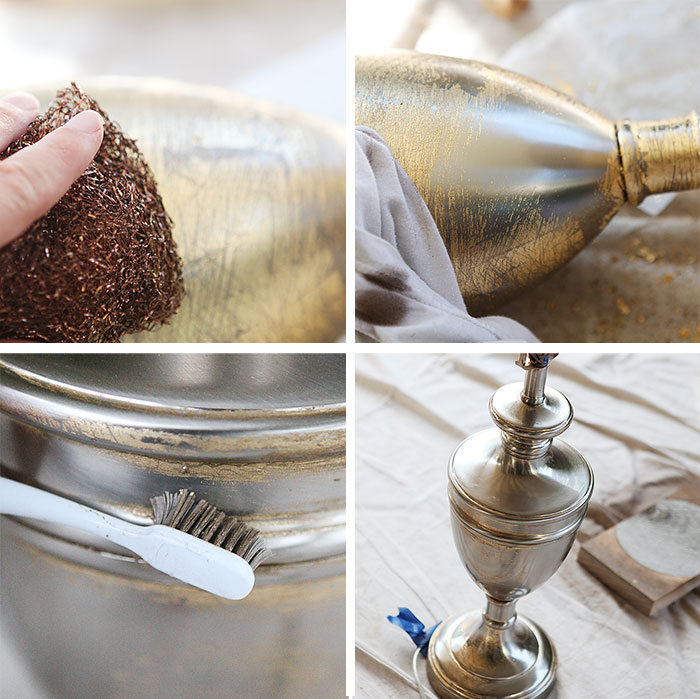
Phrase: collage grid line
[{"left": 1, "top": 0, "right": 699, "bottom": 697}]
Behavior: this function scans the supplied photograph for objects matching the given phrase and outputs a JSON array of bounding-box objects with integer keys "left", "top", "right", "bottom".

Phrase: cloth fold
[{"left": 355, "top": 126, "right": 537, "bottom": 343}]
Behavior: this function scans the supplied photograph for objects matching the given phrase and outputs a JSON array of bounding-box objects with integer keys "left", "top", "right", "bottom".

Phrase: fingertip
[{"left": 64, "top": 109, "right": 104, "bottom": 134}]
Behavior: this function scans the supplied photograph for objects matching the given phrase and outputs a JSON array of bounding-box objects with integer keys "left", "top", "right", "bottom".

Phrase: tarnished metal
[
  {"left": 24, "top": 77, "right": 345, "bottom": 342},
  {"left": 355, "top": 51, "right": 700, "bottom": 313},
  {"left": 0, "top": 354, "right": 345, "bottom": 699},
  {"left": 427, "top": 355, "right": 593, "bottom": 699}
]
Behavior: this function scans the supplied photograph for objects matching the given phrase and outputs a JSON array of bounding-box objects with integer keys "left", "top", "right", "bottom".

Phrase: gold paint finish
[
  {"left": 617, "top": 113, "right": 700, "bottom": 205},
  {"left": 28, "top": 77, "right": 345, "bottom": 342},
  {"left": 355, "top": 51, "right": 700, "bottom": 312}
]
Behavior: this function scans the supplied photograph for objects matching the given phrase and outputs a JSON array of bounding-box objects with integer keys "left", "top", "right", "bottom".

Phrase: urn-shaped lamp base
[{"left": 427, "top": 610, "right": 556, "bottom": 699}]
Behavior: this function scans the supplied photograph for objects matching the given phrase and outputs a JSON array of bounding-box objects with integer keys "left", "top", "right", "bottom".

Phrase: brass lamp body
[{"left": 355, "top": 51, "right": 700, "bottom": 313}]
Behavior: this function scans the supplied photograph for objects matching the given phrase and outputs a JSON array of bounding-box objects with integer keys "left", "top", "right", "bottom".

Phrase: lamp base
[{"left": 427, "top": 610, "right": 556, "bottom": 699}]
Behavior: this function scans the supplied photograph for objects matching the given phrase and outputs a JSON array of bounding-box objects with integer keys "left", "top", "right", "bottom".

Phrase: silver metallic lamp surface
[{"left": 427, "top": 355, "right": 593, "bottom": 699}]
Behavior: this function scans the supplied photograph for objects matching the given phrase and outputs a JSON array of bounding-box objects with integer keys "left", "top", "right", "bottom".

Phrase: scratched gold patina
[
  {"left": 0, "top": 382, "right": 345, "bottom": 465},
  {"left": 356, "top": 51, "right": 700, "bottom": 313},
  {"left": 617, "top": 113, "right": 700, "bottom": 205},
  {"left": 10, "top": 411, "right": 344, "bottom": 463},
  {"left": 0, "top": 353, "right": 346, "bottom": 697},
  {"left": 0, "top": 358, "right": 346, "bottom": 562},
  {"left": 118, "top": 450, "right": 346, "bottom": 482}
]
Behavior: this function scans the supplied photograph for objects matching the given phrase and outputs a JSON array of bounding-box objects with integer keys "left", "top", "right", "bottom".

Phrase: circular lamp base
[{"left": 427, "top": 611, "right": 556, "bottom": 699}]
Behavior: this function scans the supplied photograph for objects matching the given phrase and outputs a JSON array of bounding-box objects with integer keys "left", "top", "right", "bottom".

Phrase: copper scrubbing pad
[{"left": 0, "top": 83, "right": 184, "bottom": 342}]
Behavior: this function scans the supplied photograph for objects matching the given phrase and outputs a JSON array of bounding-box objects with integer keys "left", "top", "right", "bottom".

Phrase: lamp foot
[{"left": 427, "top": 610, "right": 556, "bottom": 699}]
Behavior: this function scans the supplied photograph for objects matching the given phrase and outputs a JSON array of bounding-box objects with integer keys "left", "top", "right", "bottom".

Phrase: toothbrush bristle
[{"left": 150, "top": 489, "right": 271, "bottom": 570}]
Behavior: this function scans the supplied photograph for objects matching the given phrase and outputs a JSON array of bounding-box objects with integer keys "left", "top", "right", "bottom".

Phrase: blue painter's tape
[{"left": 387, "top": 607, "right": 441, "bottom": 658}]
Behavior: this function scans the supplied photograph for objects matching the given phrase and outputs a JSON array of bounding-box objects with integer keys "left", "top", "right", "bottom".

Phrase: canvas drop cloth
[{"left": 356, "top": 353, "right": 700, "bottom": 698}]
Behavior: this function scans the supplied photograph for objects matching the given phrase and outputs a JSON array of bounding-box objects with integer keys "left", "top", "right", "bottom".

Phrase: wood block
[{"left": 578, "top": 481, "right": 700, "bottom": 616}]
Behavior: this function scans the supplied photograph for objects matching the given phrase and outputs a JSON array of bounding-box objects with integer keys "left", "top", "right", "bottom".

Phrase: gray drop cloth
[
  {"left": 355, "top": 126, "right": 538, "bottom": 343},
  {"left": 356, "top": 353, "right": 700, "bottom": 698}
]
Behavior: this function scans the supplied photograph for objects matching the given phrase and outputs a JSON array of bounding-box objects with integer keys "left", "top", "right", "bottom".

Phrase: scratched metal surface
[
  {"left": 27, "top": 77, "right": 346, "bottom": 343},
  {"left": 0, "top": 352, "right": 347, "bottom": 697},
  {"left": 355, "top": 51, "right": 626, "bottom": 316}
]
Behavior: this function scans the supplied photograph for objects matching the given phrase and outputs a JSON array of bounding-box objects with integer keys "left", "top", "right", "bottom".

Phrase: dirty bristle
[
  {"left": 150, "top": 489, "right": 271, "bottom": 571},
  {"left": 0, "top": 83, "right": 184, "bottom": 342}
]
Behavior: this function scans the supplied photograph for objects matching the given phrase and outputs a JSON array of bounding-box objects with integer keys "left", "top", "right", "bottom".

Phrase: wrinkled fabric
[
  {"left": 356, "top": 354, "right": 700, "bottom": 698},
  {"left": 355, "top": 126, "right": 538, "bottom": 343}
]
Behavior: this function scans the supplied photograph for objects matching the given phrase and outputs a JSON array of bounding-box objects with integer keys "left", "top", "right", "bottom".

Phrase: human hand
[{"left": 0, "top": 91, "right": 104, "bottom": 249}]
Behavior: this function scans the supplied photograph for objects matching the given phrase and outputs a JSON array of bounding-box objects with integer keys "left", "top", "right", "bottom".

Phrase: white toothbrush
[{"left": 0, "top": 477, "right": 268, "bottom": 601}]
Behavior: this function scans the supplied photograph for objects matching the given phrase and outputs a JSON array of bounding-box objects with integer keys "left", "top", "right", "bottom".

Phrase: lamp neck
[{"left": 616, "top": 112, "right": 700, "bottom": 206}]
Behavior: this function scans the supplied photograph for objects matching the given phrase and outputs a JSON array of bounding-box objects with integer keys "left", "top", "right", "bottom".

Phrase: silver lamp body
[{"left": 428, "top": 356, "right": 593, "bottom": 699}]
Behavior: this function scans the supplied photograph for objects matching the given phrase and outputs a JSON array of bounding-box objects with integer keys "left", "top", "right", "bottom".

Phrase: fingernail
[
  {"left": 2, "top": 92, "right": 40, "bottom": 112},
  {"left": 65, "top": 110, "right": 104, "bottom": 134}
]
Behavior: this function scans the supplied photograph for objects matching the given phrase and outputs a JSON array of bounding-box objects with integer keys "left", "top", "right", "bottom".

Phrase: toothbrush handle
[
  {"left": 0, "top": 476, "right": 129, "bottom": 541},
  {"left": 0, "top": 477, "right": 255, "bottom": 600}
]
